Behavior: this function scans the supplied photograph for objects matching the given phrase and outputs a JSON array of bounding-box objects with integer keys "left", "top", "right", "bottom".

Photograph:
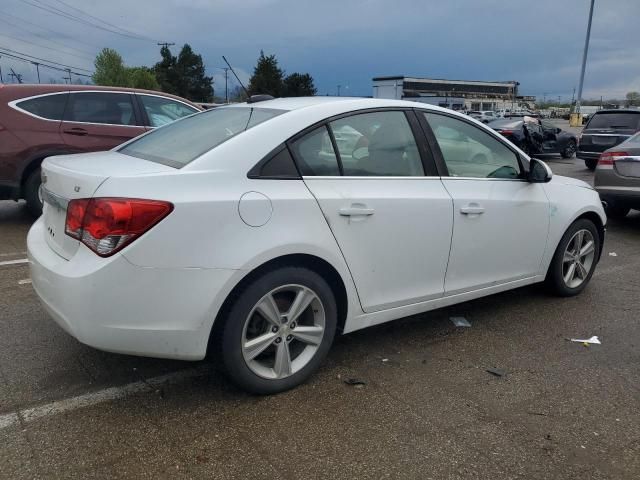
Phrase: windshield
[
  {"left": 587, "top": 112, "right": 640, "bottom": 130},
  {"left": 120, "top": 106, "right": 285, "bottom": 167}
]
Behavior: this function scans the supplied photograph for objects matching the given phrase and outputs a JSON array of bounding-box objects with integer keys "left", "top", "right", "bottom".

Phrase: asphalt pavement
[{"left": 1, "top": 138, "right": 639, "bottom": 479}]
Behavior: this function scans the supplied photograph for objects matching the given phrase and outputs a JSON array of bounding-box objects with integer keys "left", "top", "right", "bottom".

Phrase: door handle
[
  {"left": 63, "top": 127, "right": 88, "bottom": 136},
  {"left": 460, "top": 204, "right": 485, "bottom": 215},
  {"left": 339, "top": 205, "right": 375, "bottom": 217}
]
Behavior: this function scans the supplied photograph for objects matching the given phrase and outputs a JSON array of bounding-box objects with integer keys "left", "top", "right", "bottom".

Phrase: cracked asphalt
[{"left": 1, "top": 124, "right": 639, "bottom": 479}]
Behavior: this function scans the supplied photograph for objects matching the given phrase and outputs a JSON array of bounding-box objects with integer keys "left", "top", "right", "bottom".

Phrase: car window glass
[
  {"left": 587, "top": 112, "right": 640, "bottom": 130},
  {"left": 65, "top": 92, "right": 135, "bottom": 125},
  {"left": 290, "top": 126, "right": 340, "bottom": 176},
  {"left": 138, "top": 95, "right": 198, "bottom": 127},
  {"left": 329, "top": 111, "right": 423, "bottom": 176},
  {"left": 425, "top": 112, "right": 522, "bottom": 180},
  {"left": 16, "top": 93, "right": 67, "bottom": 120}
]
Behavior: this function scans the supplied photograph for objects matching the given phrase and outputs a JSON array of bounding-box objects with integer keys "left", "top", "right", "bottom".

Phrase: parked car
[
  {"left": 28, "top": 97, "right": 605, "bottom": 394},
  {"left": 578, "top": 109, "right": 640, "bottom": 170},
  {"left": 490, "top": 117, "right": 577, "bottom": 157},
  {"left": 0, "top": 84, "right": 201, "bottom": 216},
  {"left": 594, "top": 132, "right": 640, "bottom": 218},
  {"left": 468, "top": 110, "right": 497, "bottom": 123}
]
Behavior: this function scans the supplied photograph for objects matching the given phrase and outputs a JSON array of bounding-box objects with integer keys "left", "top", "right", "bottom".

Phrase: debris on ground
[
  {"left": 486, "top": 367, "right": 506, "bottom": 377},
  {"left": 382, "top": 358, "right": 389, "bottom": 362},
  {"left": 569, "top": 336, "right": 601, "bottom": 345},
  {"left": 343, "top": 378, "right": 367, "bottom": 386},
  {"left": 609, "top": 252, "right": 618, "bottom": 257},
  {"left": 450, "top": 316, "right": 471, "bottom": 327}
]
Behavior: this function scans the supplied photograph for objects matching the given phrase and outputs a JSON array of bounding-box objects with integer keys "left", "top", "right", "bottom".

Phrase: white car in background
[
  {"left": 468, "top": 110, "right": 498, "bottom": 123},
  {"left": 28, "top": 97, "right": 606, "bottom": 394}
]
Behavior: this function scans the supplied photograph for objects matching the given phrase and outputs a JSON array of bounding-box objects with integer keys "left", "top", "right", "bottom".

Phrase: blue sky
[{"left": 2, "top": 0, "right": 638, "bottom": 100}]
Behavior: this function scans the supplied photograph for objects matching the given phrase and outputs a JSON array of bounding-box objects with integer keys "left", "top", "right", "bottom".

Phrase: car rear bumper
[
  {"left": 27, "top": 217, "right": 238, "bottom": 360},
  {"left": 596, "top": 186, "right": 640, "bottom": 208},
  {"left": 577, "top": 151, "right": 600, "bottom": 161}
]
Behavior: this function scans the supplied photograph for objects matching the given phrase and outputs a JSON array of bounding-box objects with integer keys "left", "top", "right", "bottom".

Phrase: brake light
[
  {"left": 65, "top": 198, "right": 173, "bottom": 257},
  {"left": 498, "top": 129, "right": 514, "bottom": 135},
  {"left": 598, "top": 151, "right": 628, "bottom": 166}
]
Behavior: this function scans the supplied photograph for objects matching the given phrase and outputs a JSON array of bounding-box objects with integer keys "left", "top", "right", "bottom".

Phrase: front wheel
[
  {"left": 561, "top": 140, "right": 576, "bottom": 158},
  {"left": 218, "top": 266, "right": 337, "bottom": 394},
  {"left": 546, "top": 219, "right": 600, "bottom": 296},
  {"left": 585, "top": 158, "right": 598, "bottom": 170}
]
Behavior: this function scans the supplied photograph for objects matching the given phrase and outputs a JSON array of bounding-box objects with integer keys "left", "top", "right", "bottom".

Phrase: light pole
[{"left": 575, "top": 0, "right": 595, "bottom": 119}]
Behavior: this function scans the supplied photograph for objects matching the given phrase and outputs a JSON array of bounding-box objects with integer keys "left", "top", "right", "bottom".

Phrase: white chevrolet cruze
[{"left": 28, "top": 97, "right": 606, "bottom": 394}]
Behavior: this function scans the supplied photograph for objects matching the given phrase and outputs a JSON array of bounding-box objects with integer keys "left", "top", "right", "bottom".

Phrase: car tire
[
  {"left": 560, "top": 140, "right": 576, "bottom": 158},
  {"left": 546, "top": 219, "right": 600, "bottom": 297},
  {"left": 585, "top": 158, "right": 598, "bottom": 170},
  {"left": 605, "top": 203, "right": 630, "bottom": 220},
  {"left": 218, "top": 266, "right": 337, "bottom": 394},
  {"left": 24, "top": 168, "right": 43, "bottom": 217}
]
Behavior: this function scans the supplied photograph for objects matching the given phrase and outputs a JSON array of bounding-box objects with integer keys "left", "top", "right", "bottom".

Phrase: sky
[{"left": 1, "top": 0, "right": 638, "bottom": 101}]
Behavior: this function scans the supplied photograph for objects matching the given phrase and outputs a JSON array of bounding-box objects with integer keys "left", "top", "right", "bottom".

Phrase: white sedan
[{"left": 28, "top": 97, "right": 606, "bottom": 394}]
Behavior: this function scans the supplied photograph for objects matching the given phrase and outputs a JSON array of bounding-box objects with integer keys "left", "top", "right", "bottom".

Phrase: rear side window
[
  {"left": 15, "top": 93, "right": 68, "bottom": 120},
  {"left": 290, "top": 126, "right": 341, "bottom": 176},
  {"left": 65, "top": 92, "right": 135, "bottom": 126},
  {"left": 138, "top": 95, "right": 198, "bottom": 127},
  {"left": 120, "top": 107, "right": 285, "bottom": 168},
  {"left": 587, "top": 113, "right": 640, "bottom": 130}
]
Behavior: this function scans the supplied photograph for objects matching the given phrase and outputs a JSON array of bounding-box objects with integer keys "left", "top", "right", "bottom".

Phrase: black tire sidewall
[
  {"left": 561, "top": 141, "right": 576, "bottom": 158},
  {"left": 585, "top": 158, "right": 597, "bottom": 170},
  {"left": 220, "top": 266, "right": 337, "bottom": 394},
  {"left": 547, "top": 219, "right": 600, "bottom": 296},
  {"left": 24, "top": 168, "right": 43, "bottom": 217}
]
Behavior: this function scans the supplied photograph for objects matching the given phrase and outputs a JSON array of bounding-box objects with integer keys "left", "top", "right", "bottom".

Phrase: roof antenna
[{"left": 222, "top": 56, "right": 249, "bottom": 99}]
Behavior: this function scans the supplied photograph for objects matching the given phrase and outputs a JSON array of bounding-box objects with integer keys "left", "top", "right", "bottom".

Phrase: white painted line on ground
[
  {"left": 0, "top": 366, "right": 210, "bottom": 431},
  {"left": 17, "top": 279, "right": 32, "bottom": 285},
  {"left": 0, "top": 251, "right": 26, "bottom": 258},
  {"left": 0, "top": 258, "right": 29, "bottom": 267}
]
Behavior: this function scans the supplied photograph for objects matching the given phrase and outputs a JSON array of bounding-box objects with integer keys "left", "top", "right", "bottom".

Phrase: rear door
[
  {"left": 541, "top": 120, "right": 559, "bottom": 151},
  {"left": 60, "top": 91, "right": 146, "bottom": 152},
  {"left": 580, "top": 112, "right": 640, "bottom": 155},
  {"left": 292, "top": 109, "right": 454, "bottom": 313}
]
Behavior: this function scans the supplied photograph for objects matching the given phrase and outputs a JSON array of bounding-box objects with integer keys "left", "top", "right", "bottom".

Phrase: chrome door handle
[
  {"left": 339, "top": 205, "right": 375, "bottom": 216},
  {"left": 460, "top": 204, "right": 485, "bottom": 215}
]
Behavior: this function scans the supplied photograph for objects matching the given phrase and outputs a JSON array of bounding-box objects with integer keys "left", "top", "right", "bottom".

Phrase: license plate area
[
  {"left": 592, "top": 136, "right": 617, "bottom": 146},
  {"left": 42, "top": 188, "right": 79, "bottom": 260}
]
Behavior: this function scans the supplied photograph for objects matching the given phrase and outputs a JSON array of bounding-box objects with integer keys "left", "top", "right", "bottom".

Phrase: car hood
[{"left": 549, "top": 174, "right": 594, "bottom": 190}]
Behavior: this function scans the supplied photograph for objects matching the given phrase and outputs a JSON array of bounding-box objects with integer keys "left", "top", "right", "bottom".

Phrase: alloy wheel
[
  {"left": 241, "top": 284, "right": 325, "bottom": 379},
  {"left": 562, "top": 229, "right": 596, "bottom": 288}
]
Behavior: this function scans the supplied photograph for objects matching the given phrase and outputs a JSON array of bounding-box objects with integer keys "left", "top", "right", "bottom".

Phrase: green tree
[
  {"left": 154, "top": 44, "right": 213, "bottom": 102},
  {"left": 248, "top": 51, "right": 284, "bottom": 97},
  {"left": 153, "top": 46, "right": 179, "bottom": 93},
  {"left": 625, "top": 91, "right": 640, "bottom": 107},
  {"left": 92, "top": 48, "right": 128, "bottom": 86},
  {"left": 283, "top": 72, "right": 317, "bottom": 96},
  {"left": 127, "top": 67, "right": 160, "bottom": 90}
]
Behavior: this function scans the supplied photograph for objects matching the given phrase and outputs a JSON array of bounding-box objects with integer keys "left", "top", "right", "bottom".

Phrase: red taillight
[
  {"left": 598, "top": 151, "right": 628, "bottom": 166},
  {"left": 65, "top": 198, "right": 173, "bottom": 257},
  {"left": 497, "top": 129, "right": 514, "bottom": 135}
]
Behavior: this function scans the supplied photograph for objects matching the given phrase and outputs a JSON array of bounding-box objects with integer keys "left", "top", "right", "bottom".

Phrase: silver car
[{"left": 594, "top": 132, "right": 640, "bottom": 218}]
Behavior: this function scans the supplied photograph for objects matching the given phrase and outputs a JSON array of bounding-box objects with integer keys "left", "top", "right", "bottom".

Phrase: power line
[
  {"left": 0, "top": 49, "right": 92, "bottom": 79},
  {"left": 0, "top": 28, "right": 94, "bottom": 63},
  {"left": 0, "top": 46, "right": 93, "bottom": 73}
]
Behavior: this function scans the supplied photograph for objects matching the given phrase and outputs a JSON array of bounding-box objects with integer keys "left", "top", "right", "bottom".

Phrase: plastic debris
[
  {"left": 343, "top": 378, "right": 366, "bottom": 386},
  {"left": 486, "top": 367, "right": 506, "bottom": 377},
  {"left": 570, "top": 336, "right": 601, "bottom": 345},
  {"left": 450, "top": 316, "right": 471, "bottom": 327},
  {"left": 609, "top": 252, "right": 617, "bottom": 257},
  {"left": 382, "top": 358, "right": 389, "bottom": 362}
]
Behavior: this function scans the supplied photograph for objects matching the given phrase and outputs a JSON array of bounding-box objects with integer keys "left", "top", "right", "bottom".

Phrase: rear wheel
[
  {"left": 219, "top": 266, "right": 337, "bottom": 394},
  {"left": 24, "top": 168, "right": 43, "bottom": 217},
  {"left": 546, "top": 219, "right": 600, "bottom": 296},
  {"left": 560, "top": 140, "right": 576, "bottom": 158},
  {"left": 585, "top": 158, "right": 598, "bottom": 170}
]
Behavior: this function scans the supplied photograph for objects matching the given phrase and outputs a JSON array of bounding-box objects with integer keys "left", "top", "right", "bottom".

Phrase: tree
[
  {"left": 127, "top": 67, "right": 160, "bottom": 90},
  {"left": 625, "top": 91, "right": 640, "bottom": 107},
  {"left": 248, "top": 51, "right": 284, "bottom": 97},
  {"left": 92, "top": 48, "right": 128, "bottom": 86},
  {"left": 154, "top": 44, "right": 214, "bottom": 102},
  {"left": 283, "top": 72, "right": 317, "bottom": 96}
]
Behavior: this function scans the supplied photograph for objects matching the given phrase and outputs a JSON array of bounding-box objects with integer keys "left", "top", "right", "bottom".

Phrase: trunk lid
[{"left": 41, "top": 151, "right": 174, "bottom": 260}]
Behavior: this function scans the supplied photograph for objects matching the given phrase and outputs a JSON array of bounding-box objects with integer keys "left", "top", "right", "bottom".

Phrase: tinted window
[
  {"left": 290, "top": 126, "right": 340, "bottom": 176},
  {"left": 425, "top": 112, "right": 522, "bottom": 179},
  {"left": 65, "top": 92, "right": 135, "bottom": 125},
  {"left": 138, "top": 95, "right": 198, "bottom": 127},
  {"left": 120, "top": 107, "right": 284, "bottom": 168},
  {"left": 257, "top": 148, "right": 299, "bottom": 178},
  {"left": 16, "top": 93, "right": 67, "bottom": 120},
  {"left": 587, "top": 112, "right": 640, "bottom": 130},
  {"left": 329, "top": 111, "right": 423, "bottom": 176}
]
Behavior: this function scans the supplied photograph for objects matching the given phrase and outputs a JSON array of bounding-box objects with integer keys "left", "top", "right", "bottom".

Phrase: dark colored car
[
  {"left": 0, "top": 84, "right": 201, "bottom": 215},
  {"left": 594, "top": 132, "right": 640, "bottom": 218},
  {"left": 578, "top": 109, "right": 640, "bottom": 171},
  {"left": 489, "top": 117, "right": 577, "bottom": 158}
]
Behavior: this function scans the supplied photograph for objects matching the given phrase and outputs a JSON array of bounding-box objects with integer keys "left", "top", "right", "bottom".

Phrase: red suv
[{"left": 0, "top": 84, "right": 201, "bottom": 215}]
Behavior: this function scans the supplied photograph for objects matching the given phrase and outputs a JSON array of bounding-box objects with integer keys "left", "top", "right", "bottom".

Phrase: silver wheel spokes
[
  {"left": 562, "top": 229, "right": 596, "bottom": 288},
  {"left": 242, "top": 285, "right": 325, "bottom": 380}
]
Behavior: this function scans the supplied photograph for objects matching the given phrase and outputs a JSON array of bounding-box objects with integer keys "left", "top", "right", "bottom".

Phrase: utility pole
[
  {"left": 223, "top": 67, "right": 229, "bottom": 103},
  {"left": 543, "top": 92, "right": 547, "bottom": 104},
  {"left": 63, "top": 68, "right": 72, "bottom": 84},
  {"left": 558, "top": 95, "right": 561, "bottom": 105},
  {"left": 33, "top": 62, "right": 40, "bottom": 83},
  {"left": 157, "top": 42, "right": 175, "bottom": 50},
  {"left": 575, "top": 0, "right": 595, "bottom": 117},
  {"left": 571, "top": 87, "right": 576, "bottom": 105},
  {"left": 0, "top": 56, "right": 3, "bottom": 83},
  {"left": 9, "top": 68, "right": 22, "bottom": 84}
]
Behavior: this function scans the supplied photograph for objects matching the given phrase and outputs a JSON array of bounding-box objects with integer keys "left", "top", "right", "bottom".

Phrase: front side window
[
  {"left": 65, "top": 92, "right": 135, "bottom": 126},
  {"left": 138, "top": 95, "right": 199, "bottom": 127},
  {"left": 329, "top": 111, "right": 423, "bottom": 176},
  {"left": 120, "top": 106, "right": 284, "bottom": 168},
  {"left": 425, "top": 112, "right": 522, "bottom": 179},
  {"left": 290, "top": 126, "right": 340, "bottom": 176},
  {"left": 15, "top": 93, "right": 68, "bottom": 120}
]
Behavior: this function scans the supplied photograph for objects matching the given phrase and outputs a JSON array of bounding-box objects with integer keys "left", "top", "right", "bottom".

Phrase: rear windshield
[
  {"left": 490, "top": 119, "right": 522, "bottom": 129},
  {"left": 587, "top": 112, "right": 640, "bottom": 130},
  {"left": 119, "top": 106, "right": 285, "bottom": 167}
]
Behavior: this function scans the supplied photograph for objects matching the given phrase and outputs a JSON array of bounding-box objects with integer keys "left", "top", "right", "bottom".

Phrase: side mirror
[{"left": 528, "top": 158, "right": 553, "bottom": 183}]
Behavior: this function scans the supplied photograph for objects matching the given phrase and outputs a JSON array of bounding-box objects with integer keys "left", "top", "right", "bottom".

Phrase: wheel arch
[{"left": 20, "top": 149, "right": 75, "bottom": 192}]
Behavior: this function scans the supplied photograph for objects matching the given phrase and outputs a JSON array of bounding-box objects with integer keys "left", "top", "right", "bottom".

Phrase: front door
[
  {"left": 60, "top": 91, "right": 145, "bottom": 152},
  {"left": 422, "top": 111, "right": 549, "bottom": 294},
  {"left": 291, "top": 110, "right": 454, "bottom": 313}
]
